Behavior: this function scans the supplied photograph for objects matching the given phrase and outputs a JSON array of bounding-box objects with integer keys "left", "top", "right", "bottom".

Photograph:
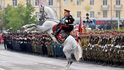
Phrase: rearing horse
[{"left": 23, "top": 6, "right": 82, "bottom": 70}]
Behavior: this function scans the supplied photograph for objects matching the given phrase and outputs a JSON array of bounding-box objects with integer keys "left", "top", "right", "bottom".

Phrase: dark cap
[{"left": 64, "top": 9, "right": 70, "bottom": 12}]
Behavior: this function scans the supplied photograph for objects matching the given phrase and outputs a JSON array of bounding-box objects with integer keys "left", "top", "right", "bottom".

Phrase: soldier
[
  {"left": 52, "top": 9, "right": 74, "bottom": 41},
  {"left": 3, "top": 33, "right": 7, "bottom": 49}
]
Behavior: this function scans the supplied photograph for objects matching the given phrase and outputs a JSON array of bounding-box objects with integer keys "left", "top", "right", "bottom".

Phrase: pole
[
  {"left": 118, "top": 17, "right": 120, "bottom": 30},
  {"left": 59, "top": 0, "right": 62, "bottom": 19},
  {"left": 118, "top": 11, "right": 121, "bottom": 30},
  {"left": 110, "top": 0, "right": 112, "bottom": 29}
]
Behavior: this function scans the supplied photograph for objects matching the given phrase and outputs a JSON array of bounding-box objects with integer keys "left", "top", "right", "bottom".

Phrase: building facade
[
  {"left": 47, "top": 0, "right": 124, "bottom": 19},
  {"left": 0, "top": 0, "right": 124, "bottom": 21},
  {"left": 46, "top": 0, "right": 124, "bottom": 26},
  {"left": 0, "top": 0, "right": 47, "bottom": 15}
]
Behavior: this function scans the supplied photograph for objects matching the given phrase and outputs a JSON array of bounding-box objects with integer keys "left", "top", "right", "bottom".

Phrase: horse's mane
[{"left": 44, "top": 6, "right": 58, "bottom": 20}]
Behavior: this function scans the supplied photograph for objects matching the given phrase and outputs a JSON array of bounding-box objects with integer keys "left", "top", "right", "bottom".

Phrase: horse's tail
[
  {"left": 74, "top": 43, "right": 82, "bottom": 62},
  {"left": 68, "top": 35, "right": 82, "bottom": 62}
]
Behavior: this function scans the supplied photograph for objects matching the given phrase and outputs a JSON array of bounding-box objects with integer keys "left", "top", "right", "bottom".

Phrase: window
[
  {"left": 64, "top": 0, "right": 68, "bottom": 4},
  {"left": 12, "top": 0, "right": 17, "bottom": 6},
  {"left": 77, "top": 11, "right": 81, "bottom": 17},
  {"left": 116, "top": 0, "right": 121, "bottom": 5},
  {"left": 90, "top": 0, "right": 94, "bottom": 5},
  {"left": 103, "top": 10, "right": 108, "bottom": 18},
  {"left": 26, "top": 0, "right": 31, "bottom": 4},
  {"left": 48, "top": 0, "right": 53, "bottom": 5},
  {"left": 0, "top": 5, "right": 1, "bottom": 10},
  {"left": 77, "top": 0, "right": 81, "bottom": 5},
  {"left": 35, "top": 0, "right": 39, "bottom": 6},
  {"left": 116, "top": 10, "right": 120, "bottom": 18},
  {"left": 0, "top": 0, "right": 3, "bottom": 9},
  {"left": 103, "top": 0, "right": 107, "bottom": 5},
  {"left": 90, "top": 11, "right": 94, "bottom": 18}
]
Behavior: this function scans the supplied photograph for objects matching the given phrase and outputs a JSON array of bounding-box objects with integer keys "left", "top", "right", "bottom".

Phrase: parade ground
[
  {"left": 0, "top": 44, "right": 123, "bottom": 70},
  {"left": 0, "top": 0, "right": 124, "bottom": 70}
]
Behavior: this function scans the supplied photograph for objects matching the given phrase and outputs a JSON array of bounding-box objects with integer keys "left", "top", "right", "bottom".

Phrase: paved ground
[{"left": 0, "top": 44, "right": 123, "bottom": 70}]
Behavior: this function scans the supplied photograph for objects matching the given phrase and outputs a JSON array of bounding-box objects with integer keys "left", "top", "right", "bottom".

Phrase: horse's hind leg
[
  {"left": 65, "top": 57, "right": 73, "bottom": 70},
  {"left": 68, "top": 58, "right": 73, "bottom": 66},
  {"left": 63, "top": 48, "right": 73, "bottom": 70}
]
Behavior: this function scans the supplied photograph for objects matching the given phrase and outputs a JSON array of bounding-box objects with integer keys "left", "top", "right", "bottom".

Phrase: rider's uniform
[
  {"left": 60, "top": 15, "right": 74, "bottom": 25},
  {"left": 55, "top": 15, "right": 74, "bottom": 36}
]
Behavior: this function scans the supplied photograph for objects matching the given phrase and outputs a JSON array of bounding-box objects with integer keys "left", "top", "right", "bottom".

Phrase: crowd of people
[
  {"left": 3, "top": 32, "right": 64, "bottom": 57},
  {"left": 3, "top": 31, "right": 124, "bottom": 65},
  {"left": 80, "top": 31, "right": 124, "bottom": 65},
  {"left": 0, "top": 33, "right": 4, "bottom": 44}
]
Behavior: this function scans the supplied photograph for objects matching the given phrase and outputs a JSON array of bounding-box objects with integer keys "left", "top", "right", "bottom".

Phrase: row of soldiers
[
  {"left": 3, "top": 32, "right": 64, "bottom": 57},
  {"left": 80, "top": 31, "right": 124, "bottom": 65},
  {"left": 3, "top": 31, "right": 124, "bottom": 65}
]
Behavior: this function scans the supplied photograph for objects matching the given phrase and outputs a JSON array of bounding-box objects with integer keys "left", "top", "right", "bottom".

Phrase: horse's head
[
  {"left": 22, "top": 6, "right": 59, "bottom": 32},
  {"left": 36, "top": 6, "right": 59, "bottom": 32},
  {"left": 43, "top": 6, "right": 57, "bottom": 20}
]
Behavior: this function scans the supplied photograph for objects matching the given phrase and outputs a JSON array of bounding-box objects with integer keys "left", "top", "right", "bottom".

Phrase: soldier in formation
[
  {"left": 3, "top": 31, "right": 124, "bottom": 65},
  {"left": 3, "top": 32, "right": 64, "bottom": 57},
  {"left": 81, "top": 31, "right": 124, "bottom": 65}
]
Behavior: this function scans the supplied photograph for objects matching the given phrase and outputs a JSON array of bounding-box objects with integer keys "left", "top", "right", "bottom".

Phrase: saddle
[{"left": 52, "top": 25, "right": 70, "bottom": 44}]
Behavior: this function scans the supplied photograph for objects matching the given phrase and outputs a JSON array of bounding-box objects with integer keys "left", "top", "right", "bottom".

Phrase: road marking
[{"left": 0, "top": 68, "right": 5, "bottom": 70}]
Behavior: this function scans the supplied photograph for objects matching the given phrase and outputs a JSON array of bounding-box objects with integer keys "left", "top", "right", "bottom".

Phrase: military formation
[
  {"left": 81, "top": 31, "right": 124, "bottom": 65},
  {"left": 3, "top": 31, "right": 124, "bottom": 65},
  {"left": 3, "top": 32, "right": 64, "bottom": 57}
]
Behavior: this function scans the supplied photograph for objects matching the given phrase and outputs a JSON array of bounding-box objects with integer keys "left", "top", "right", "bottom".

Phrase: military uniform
[{"left": 53, "top": 9, "right": 74, "bottom": 43}]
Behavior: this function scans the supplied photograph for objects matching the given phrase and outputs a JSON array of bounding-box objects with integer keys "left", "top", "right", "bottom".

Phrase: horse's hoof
[
  {"left": 70, "top": 61, "right": 73, "bottom": 65},
  {"left": 65, "top": 62, "right": 72, "bottom": 70},
  {"left": 65, "top": 66, "right": 70, "bottom": 70},
  {"left": 65, "top": 64, "right": 70, "bottom": 70}
]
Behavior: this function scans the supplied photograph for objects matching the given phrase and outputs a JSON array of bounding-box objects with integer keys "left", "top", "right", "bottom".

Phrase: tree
[
  {"left": 22, "top": 4, "right": 37, "bottom": 25},
  {"left": 3, "top": 4, "right": 37, "bottom": 31},
  {"left": 0, "top": 10, "right": 4, "bottom": 31},
  {"left": 0, "top": 10, "right": 3, "bottom": 26}
]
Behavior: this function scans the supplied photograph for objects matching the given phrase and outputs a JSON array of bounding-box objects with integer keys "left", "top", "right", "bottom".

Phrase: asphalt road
[{"left": 0, "top": 44, "right": 123, "bottom": 70}]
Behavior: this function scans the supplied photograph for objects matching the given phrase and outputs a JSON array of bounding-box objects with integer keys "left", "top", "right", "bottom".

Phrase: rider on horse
[{"left": 53, "top": 9, "right": 74, "bottom": 41}]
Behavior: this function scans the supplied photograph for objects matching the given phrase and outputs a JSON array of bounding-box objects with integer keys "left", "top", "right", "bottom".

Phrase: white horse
[{"left": 23, "top": 6, "right": 82, "bottom": 70}]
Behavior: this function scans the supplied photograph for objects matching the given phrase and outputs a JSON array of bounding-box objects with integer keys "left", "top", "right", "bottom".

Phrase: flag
[{"left": 78, "top": 16, "right": 83, "bottom": 33}]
